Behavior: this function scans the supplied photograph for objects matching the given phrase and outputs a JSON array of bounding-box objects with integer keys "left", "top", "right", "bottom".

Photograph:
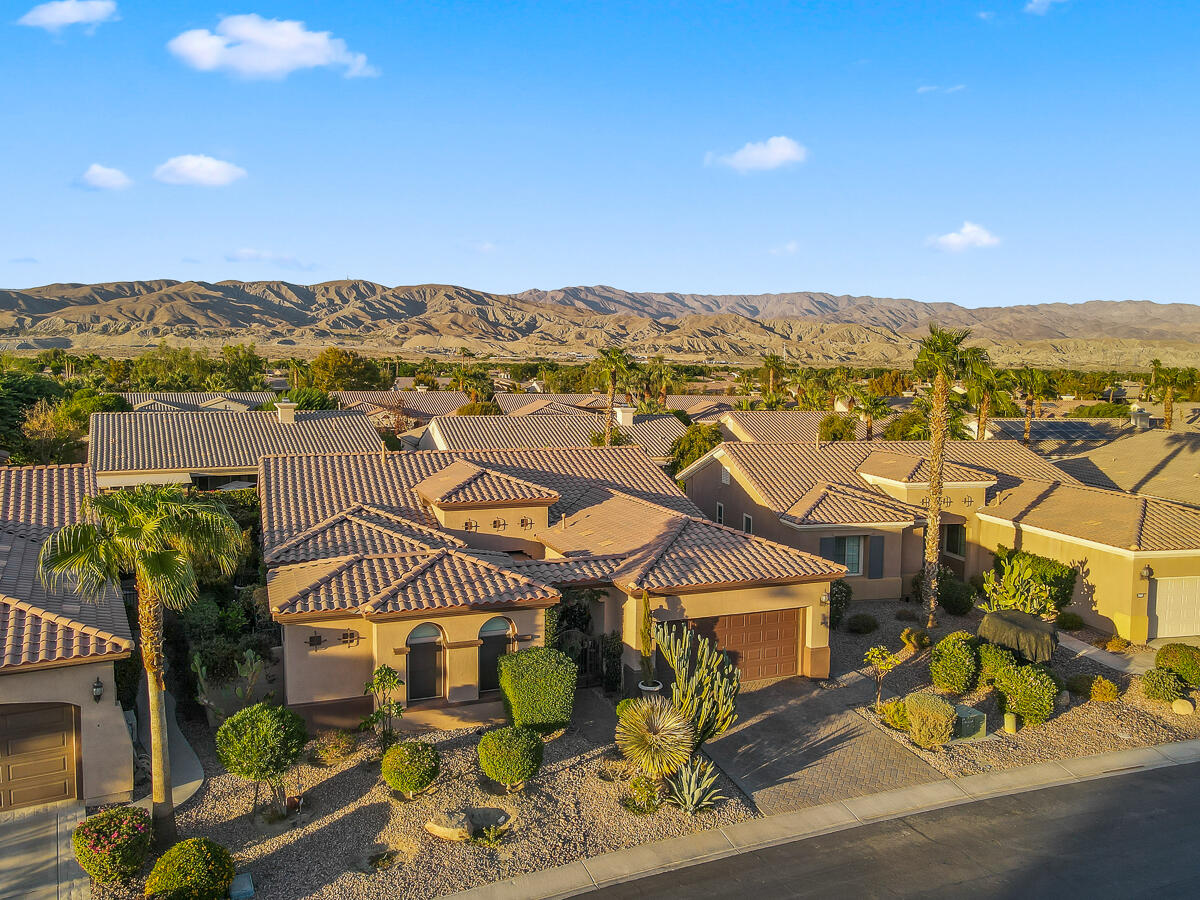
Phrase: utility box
[
  {"left": 230, "top": 873, "right": 255, "bottom": 900},
  {"left": 953, "top": 704, "right": 987, "bottom": 741}
]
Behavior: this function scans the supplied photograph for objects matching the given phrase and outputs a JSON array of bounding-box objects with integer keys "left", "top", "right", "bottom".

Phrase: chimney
[
  {"left": 615, "top": 407, "right": 635, "bottom": 429},
  {"left": 275, "top": 401, "right": 298, "bottom": 425}
]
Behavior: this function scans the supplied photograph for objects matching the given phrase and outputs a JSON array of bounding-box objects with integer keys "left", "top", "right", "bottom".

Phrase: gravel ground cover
[
  {"left": 95, "top": 715, "right": 753, "bottom": 900},
  {"left": 831, "top": 600, "right": 1200, "bottom": 778}
]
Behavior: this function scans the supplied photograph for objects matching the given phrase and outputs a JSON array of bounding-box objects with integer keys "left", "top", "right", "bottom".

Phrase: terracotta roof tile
[
  {"left": 0, "top": 464, "right": 94, "bottom": 532},
  {"left": 1056, "top": 429, "right": 1200, "bottom": 508},
  {"left": 120, "top": 392, "right": 274, "bottom": 411},
  {"left": 332, "top": 391, "right": 470, "bottom": 418},
  {"left": 856, "top": 450, "right": 995, "bottom": 485},
  {"left": 413, "top": 460, "right": 560, "bottom": 507},
  {"left": 719, "top": 410, "right": 894, "bottom": 443},
  {"left": 428, "top": 414, "right": 687, "bottom": 460},
  {"left": 783, "top": 481, "right": 925, "bottom": 528},
  {"left": 265, "top": 504, "right": 465, "bottom": 565}
]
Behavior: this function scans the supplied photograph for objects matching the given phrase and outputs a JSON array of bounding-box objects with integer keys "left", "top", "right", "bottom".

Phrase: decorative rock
[
  {"left": 1172, "top": 698, "right": 1194, "bottom": 716},
  {"left": 424, "top": 810, "right": 472, "bottom": 842},
  {"left": 1056, "top": 690, "right": 1071, "bottom": 709},
  {"left": 466, "top": 807, "right": 512, "bottom": 834}
]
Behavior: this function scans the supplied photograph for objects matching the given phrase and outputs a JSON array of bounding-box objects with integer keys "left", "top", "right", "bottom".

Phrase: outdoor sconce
[
  {"left": 463, "top": 519, "right": 479, "bottom": 532},
  {"left": 520, "top": 517, "right": 534, "bottom": 530},
  {"left": 1141, "top": 565, "right": 1155, "bottom": 580},
  {"left": 92, "top": 677, "right": 104, "bottom": 703},
  {"left": 307, "top": 632, "right": 325, "bottom": 649},
  {"left": 492, "top": 518, "right": 507, "bottom": 530}
]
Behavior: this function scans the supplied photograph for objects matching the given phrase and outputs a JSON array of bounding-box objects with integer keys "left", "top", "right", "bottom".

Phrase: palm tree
[
  {"left": 1010, "top": 366, "right": 1049, "bottom": 446},
  {"left": 1159, "top": 367, "right": 1196, "bottom": 430},
  {"left": 851, "top": 388, "right": 892, "bottom": 440},
  {"left": 913, "top": 325, "right": 987, "bottom": 628},
  {"left": 645, "top": 356, "right": 678, "bottom": 407},
  {"left": 964, "top": 361, "right": 1007, "bottom": 441},
  {"left": 39, "top": 487, "right": 242, "bottom": 845},
  {"left": 1150, "top": 358, "right": 1163, "bottom": 389},
  {"left": 759, "top": 353, "right": 786, "bottom": 395},
  {"left": 594, "top": 347, "right": 634, "bottom": 446}
]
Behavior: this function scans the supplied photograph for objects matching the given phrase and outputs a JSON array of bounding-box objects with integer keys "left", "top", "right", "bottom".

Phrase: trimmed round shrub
[
  {"left": 144, "top": 838, "right": 235, "bottom": 900},
  {"left": 977, "top": 642, "right": 1017, "bottom": 687},
  {"left": 1105, "top": 635, "right": 1131, "bottom": 653},
  {"left": 615, "top": 698, "right": 635, "bottom": 719},
  {"left": 938, "top": 578, "right": 976, "bottom": 616},
  {"left": 1142, "top": 667, "right": 1184, "bottom": 703},
  {"left": 829, "top": 579, "right": 852, "bottom": 629},
  {"left": 930, "top": 631, "right": 978, "bottom": 694},
  {"left": 1090, "top": 676, "right": 1119, "bottom": 702},
  {"left": 1065, "top": 673, "right": 1095, "bottom": 696},
  {"left": 878, "top": 698, "right": 909, "bottom": 731},
  {"left": 72, "top": 806, "right": 152, "bottom": 884},
  {"left": 903, "top": 693, "right": 955, "bottom": 749},
  {"left": 900, "top": 627, "right": 930, "bottom": 651},
  {"left": 381, "top": 741, "right": 440, "bottom": 798},
  {"left": 846, "top": 613, "right": 878, "bottom": 635},
  {"left": 994, "top": 664, "right": 1057, "bottom": 726},
  {"left": 497, "top": 647, "right": 578, "bottom": 734},
  {"left": 1055, "top": 611, "right": 1086, "bottom": 631},
  {"left": 1155, "top": 644, "right": 1200, "bottom": 687},
  {"left": 477, "top": 726, "right": 544, "bottom": 790},
  {"left": 215, "top": 703, "right": 308, "bottom": 809}
]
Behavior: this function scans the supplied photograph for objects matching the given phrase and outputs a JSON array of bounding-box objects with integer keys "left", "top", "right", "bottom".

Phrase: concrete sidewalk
[
  {"left": 133, "top": 687, "right": 204, "bottom": 811},
  {"left": 445, "top": 736, "right": 1200, "bottom": 900},
  {"left": 0, "top": 801, "right": 88, "bottom": 900},
  {"left": 1058, "top": 633, "right": 1151, "bottom": 675}
]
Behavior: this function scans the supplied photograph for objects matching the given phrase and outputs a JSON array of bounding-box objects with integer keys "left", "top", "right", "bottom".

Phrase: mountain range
[{"left": 2, "top": 280, "right": 1197, "bottom": 368}]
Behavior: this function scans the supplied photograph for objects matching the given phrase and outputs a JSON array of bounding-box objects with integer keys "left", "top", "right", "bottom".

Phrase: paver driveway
[
  {"left": 0, "top": 802, "right": 88, "bottom": 900},
  {"left": 705, "top": 676, "right": 942, "bottom": 815}
]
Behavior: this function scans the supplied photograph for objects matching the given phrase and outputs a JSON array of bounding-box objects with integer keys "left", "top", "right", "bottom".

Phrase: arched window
[
  {"left": 478, "top": 616, "right": 514, "bottom": 693},
  {"left": 406, "top": 623, "right": 445, "bottom": 701}
]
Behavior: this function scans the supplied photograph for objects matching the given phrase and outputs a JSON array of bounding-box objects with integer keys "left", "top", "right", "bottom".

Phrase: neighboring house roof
[
  {"left": 89, "top": 410, "right": 382, "bottom": 474},
  {"left": 1055, "top": 429, "right": 1200, "bottom": 509},
  {"left": 413, "top": 460, "right": 560, "bottom": 508},
  {"left": 332, "top": 391, "right": 470, "bottom": 418},
  {"left": 0, "top": 465, "right": 132, "bottom": 672},
  {"left": 979, "top": 481, "right": 1200, "bottom": 553},
  {"left": 493, "top": 393, "right": 619, "bottom": 413},
  {"left": 782, "top": 481, "right": 925, "bottom": 528},
  {"left": 982, "top": 418, "right": 1133, "bottom": 457},
  {"left": 718, "top": 410, "right": 893, "bottom": 443},
  {"left": 120, "top": 392, "right": 275, "bottom": 411},
  {"left": 425, "top": 414, "right": 687, "bottom": 461},
  {"left": 855, "top": 450, "right": 995, "bottom": 485},
  {"left": 506, "top": 398, "right": 595, "bottom": 416}
]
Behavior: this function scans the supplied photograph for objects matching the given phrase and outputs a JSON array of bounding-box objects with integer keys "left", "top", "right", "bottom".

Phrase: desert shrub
[
  {"left": 615, "top": 698, "right": 635, "bottom": 719},
  {"left": 1141, "top": 667, "right": 1184, "bottom": 703},
  {"left": 309, "top": 729, "right": 356, "bottom": 766},
  {"left": 903, "top": 693, "right": 955, "bottom": 749},
  {"left": 938, "top": 577, "right": 976, "bottom": 616},
  {"left": 614, "top": 696, "right": 693, "bottom": 779},
  {"left": 979, "top": 558, "right": 1054, "bottom": 617},
  {"left": 215, "top": 702, "right": 308, "bottom": 812},
  {"left": 497, "top": 647, "right": 578, "bottom": 733},
  {"left": 878, "top": 698, "right": 909, "bottom": 731},
  {"left": 144, "top": 838, "right": 235, "bottom": 900},
  {"left": 191, "top": 634, "right": 241, "bottom": 683},
  {"left": 455, "top": 400, "right": 504, "bottom": 415},
  {"left": 382, "top": 741, "right": 440, "bottom": 798},
  {"left": 1066, "top": 673, "right": 1095, "bottom": 695},
  {"left": 663, "top": 757, "right": 727, "bottom": 815},
  {"left": 654, "top": 621, "right": 740, "bottom": 748},
  {"left": 977, "top": 642, "right": 1018, "bottom": 687},
  {"left": 930, "top": 631, "right": 978, "bottom": 693},
  {"left": 72, "top": 807, "right": 152, "bottom": 884},
  {"left": 994, "top": 665, "right": 1057, "bottom": 726},
  {"left": 623, "top": 774, "right": 662, "bottom": 814},
  {"left": 1106, "top": 636, "right": 1131, "bottom": 653},
  {"left": 819, "top": 413, "right": 858, "bottom": 442},
  {"left": 829, "top": 579, "right": 852, "bottom": 629},
  {"left": 1155, "top": 644, "right": 1200, "bottom": 687},
  {"left": 1091, "top": 676, "right": 1119, "bottom": 702},
  {"left": 895, "top": 607, "right": 919, "bottom": 622},
  {"left": 993, "top": 545, "right": 1078, "bottom": 611},
  {"left": 1055, "top": 611, "right": 1085, "bottom": 631},
  {"left": 477, "top": 726, "right": 543, "bottom": 790},
  {"left": 900, "top": 627, "right": 930, "bottom": 651},
  {"left": 846, "top": 613, "right": 878, "bottom": 635}
]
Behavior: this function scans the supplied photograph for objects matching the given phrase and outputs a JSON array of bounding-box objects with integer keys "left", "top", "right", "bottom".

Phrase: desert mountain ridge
[{"left": 1, "top": 279, "right": 1197, "bottom": 369}]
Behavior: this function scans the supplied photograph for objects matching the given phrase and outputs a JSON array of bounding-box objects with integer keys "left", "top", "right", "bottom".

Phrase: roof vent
[{"left": 275, "top": 401, "right": 298, "bottom": 425}]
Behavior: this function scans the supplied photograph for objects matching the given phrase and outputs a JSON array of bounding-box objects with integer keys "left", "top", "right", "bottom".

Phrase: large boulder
[
  {"left": 978, "top": 610, "right": 1058, "bottom": 664},
  {"left": 424, "top": 810, "right": 472, "bottom": 842}
]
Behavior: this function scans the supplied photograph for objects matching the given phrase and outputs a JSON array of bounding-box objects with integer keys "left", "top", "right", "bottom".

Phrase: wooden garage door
[
  {"left": 0, "top": 704, "right": 79, "bottom": 811},
  {"left": 689, "top": 610, "right": 800, "bottom": 681}
]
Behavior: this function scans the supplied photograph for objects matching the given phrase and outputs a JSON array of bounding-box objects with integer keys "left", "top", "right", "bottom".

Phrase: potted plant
[{"left": 637, "top": 593, "right": 663, "bottom": 695}]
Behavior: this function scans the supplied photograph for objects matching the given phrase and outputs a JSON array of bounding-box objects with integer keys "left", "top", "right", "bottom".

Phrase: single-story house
[
  {"left": 967, "top": 417, "right": 1133, "bottom": 457},
  {"left": 0, "top": 464, "right": 134, "bottom": 810},
  {"left": 89, "top": 404, "right": 383, "bottom": 490},
  {"left": 258, "top": 446, "right": 843, "bottom": 728},
  {"left": 331, "top": 391, "right": 471, "bottom": 428},
  {"left": 1056, "top": 429, "right": 1200, "bottom": 507},
  {"left": 119, "top": 392, "right": 275, "bottom": 412},
  {"left": 492, "top": 393, "right": 731, "bottom": 419},
  {"left": 716, "top": 409, "right": 896, "bottom": 443}
]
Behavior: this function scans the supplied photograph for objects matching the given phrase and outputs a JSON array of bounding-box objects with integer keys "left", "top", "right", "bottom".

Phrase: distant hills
[{"left": 2, "top": 279, "right": 1197, "bottom": 368}]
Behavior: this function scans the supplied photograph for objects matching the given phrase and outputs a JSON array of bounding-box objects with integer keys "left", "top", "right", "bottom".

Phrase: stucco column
[{"left": 802, "top": 589, "right": 832, "bottom": 678}]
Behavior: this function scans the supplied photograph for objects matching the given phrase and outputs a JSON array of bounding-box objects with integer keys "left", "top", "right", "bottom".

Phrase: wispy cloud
[
  {"left": 928, "top": 221, "right": 1001, "bottom": 252},
  {"left": 78, "top": 162, "right": 131, "bottom": 190},
  {"left": 770, "top": 240, "right": 799, "bottom": 256},
  {"left": 918, "top": 84, "right": 966, "bottom": 94},
  {"left": 977, "top": 11, "right": 995, "bottom": 21},
  {"left": 1025, "top": 0, "right": 1069, "bottom": 14},
  {"left": 707, "top": 136, "right": 807, "bottom": 173},
  {"left": 17, "top": 0, "right": 116, "bottom": 31},
  {"left": 168, "top": 14, "right": 378, "bottom": 79},
  {"left": 154, "top": 154, "right": 247, "bottom": 187},
  {"left": 475, "top": 241, "right": 497, "bottom": 254},
  {"left": 9, "top": 257, "right": 39, "bottom": 264},
  {"left": 225, "top": 248, "right": 314, "bottom": 270}
]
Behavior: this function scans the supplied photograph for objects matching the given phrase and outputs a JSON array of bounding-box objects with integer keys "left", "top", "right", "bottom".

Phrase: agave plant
[
  {"left": 663, "top": 757, "right": 727, "bottom": 815},
  {"left": 614, "top": 696, "right": 693, "bottom": 780}
]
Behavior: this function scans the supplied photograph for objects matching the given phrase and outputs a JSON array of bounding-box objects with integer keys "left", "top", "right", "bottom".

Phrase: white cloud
[
  {"left": 154, "top": 154, "right": 247, "bottom": 187},
  {"left": 79, "top": 163, "right": 131, "bottom": 190},
  {"left": 225, "top": 248, "right": 314, "bottom": 270},
  {"left": 977, "top": 11, "right": 995, "bottom": 21},
  {"left": 917, "top": 85, "right": 939, "bottom": 94},
  {"left": 929, "top": 221, "right": 1001, "bottom": 252},
  {"left": 1024, "top": 0, "right": 1068, "bottom": 14},
  {"left": 708, "top": 136, "right": 807, "bottom": 173},
  {"left": 17, "top": 0, "right": 116, "bottom": 31},
  {"left": 770, "top": 240, "right": 799, "bottom": 256},
  {"left": 918, "top": 84, "right": 966, "bottom": 94},
  {"left": 167, "top": 14, "right": 377, "bottom": 79}
]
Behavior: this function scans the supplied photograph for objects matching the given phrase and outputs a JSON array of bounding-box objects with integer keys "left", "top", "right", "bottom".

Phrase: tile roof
[
  {"left": 719, "top": 410, "right": 894, "bottom": 443},
  {"left": 89, "top": 410, "right": 383, "bottom": 473},
  {"left": 856, "top": 450, "right": 996, "bottom": 485},
  {"left": 332, "top": 391, "right": 471, "bottom": 418},
  {"left": 782, "top": 481, "right": 925, "bottom": 528},
  {"left": 120, "top": 392, "right": 275, "bottom": 411},
  {"left": 269, "top": 550, "right": 559, "bottom": 619},
  {"left": 264, "top": 504, "right": 466, "bottom": 565},
  {"left": 427, "top": 413, "right": 687, "bottom": 460},
  {"left": 413, "top": 460, "right": 560, "bottom": 507},
  {"left": 980, "top": 481, "right": 1200, "bottom": 552},
  {"left": 0, "top": 464, "right": 95, "bottom": 533},
  {"left": 506, "top": 399, "right": 595, "bottom": 416},
  {"left": 504, "top": 555, "right": 630, "bottom": 587},
  {"left": 1055, "top": 430, "right": 1200, "bottom": 508},
  {"left": 493, "top": 393, "right": 618, "bottom": 413}
]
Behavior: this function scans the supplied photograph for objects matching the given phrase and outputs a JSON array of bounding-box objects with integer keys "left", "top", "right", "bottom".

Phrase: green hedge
[
  {"left": 904, "top": 693, "right": 955, "bottom": 748},
  {"left": 993, "top": 545, "right": 1077, "bottom": 611},
  {"left": 71, "top": 807, "right": 152, "bottom": 884},
  {"left": 1155, "top": 644, "right": 1200, "bottom": 687},
  {"left": 1142, "top": 667, "right": 1184, "bottom": 703},
  {"left": 977, "top": 642, "right": 1017, "bottom": 687},
  {"left": 994, "top": 665, "right": 1057, "bottom": 725},
  {"left": 829, "top": 579, "right": 852, "bottom": 629},
  {"left": 930, "top": 631, "right": 977, "bottom": 693},
  {"left": 497, "top": 646, "right": 578, "bottom": 733},
  {"left": 144, "top": 838, "right": 235, "bottom": 900}
]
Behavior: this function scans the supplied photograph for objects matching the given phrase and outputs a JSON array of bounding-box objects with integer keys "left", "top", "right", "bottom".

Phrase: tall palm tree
[
  {"left": 644, "top": 355, "right": 678, "bottom": 407},
  {"left": 964, "top": 361, "right": 1007, "bottom": 441},
  {"left": 594, "top": 347, "right": 634, "bottom": 446},
  {"left": 1150, "top": 358, "right": 1163, "bottom": 389},
  {"left": 759, "top": 353, "right": 786, "bottom": 395},
  {"left": 1010, "top": 366, "right": 1049, "bottom": 446},
  {"left": 1159, "top": 367, "right": 1196, "bottom": 430},
  {"left": 851, "top": 387, "right": 892, "bottom": 441},
  {"left": 913, "top": 325, "right": 987, "bottom": 628},
  {"left": 40, "top": 487, "right": 242, "bottom": 845}
]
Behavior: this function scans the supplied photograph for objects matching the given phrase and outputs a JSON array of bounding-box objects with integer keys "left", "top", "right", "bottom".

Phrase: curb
[{"left": 442, "top": 737, "right": 1200, "bottom": 900}]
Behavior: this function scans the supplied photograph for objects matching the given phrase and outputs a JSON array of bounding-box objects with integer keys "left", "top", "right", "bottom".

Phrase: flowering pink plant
[{"left": 71, "top": 806, "right": 153, "bottom": 884}]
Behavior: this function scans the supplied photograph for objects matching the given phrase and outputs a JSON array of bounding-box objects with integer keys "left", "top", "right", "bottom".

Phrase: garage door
[
  {"left": 687, "top": 610, "right": 800, "bottom": 681},
  {"left": 0, "top": 704, "right": 79, "bottom": 811},
  {"left": 1149, "top": 577, "right": 1200, "bottom": 640}
]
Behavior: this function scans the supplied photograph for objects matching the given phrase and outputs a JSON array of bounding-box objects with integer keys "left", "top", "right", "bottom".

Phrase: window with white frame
[
  {"left": 742, "top": 513, "right": 753, "bottom": 534},
  {"left": 822, "top": 535, "right": 863, "bottom": 576},
  {"left": 715, "top": 502, "right": 725, "bottom": 525}
]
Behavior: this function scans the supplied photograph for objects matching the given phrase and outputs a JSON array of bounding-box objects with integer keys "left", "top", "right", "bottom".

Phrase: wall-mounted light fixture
[
  {"left": 492, "top": 518, "right": 507, "bottom": 530},
  {"left": 92, "top": 677, "right": 104, "bottom": 703},
  {"left": 520, "top": 517, "right": 534, "bottom": 530},
  {"left": 1141, "top": 565, "right": 1155, "bottom": 581},
  {"left": 464, "top": 519, "right": 479, "bottom": 532}
]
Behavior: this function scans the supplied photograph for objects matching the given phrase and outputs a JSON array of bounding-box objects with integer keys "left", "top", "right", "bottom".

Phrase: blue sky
[{"left": 3, "top": 0, "right": 1198, "bottom": 307}]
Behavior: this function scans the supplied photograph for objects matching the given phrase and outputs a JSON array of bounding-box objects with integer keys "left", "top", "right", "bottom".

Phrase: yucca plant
[
  {"left": 614, "top": 696, "right": 693, "bottom": 780},
  {"left": 663, "top": 757, "right": 727, "bottom": 815}
]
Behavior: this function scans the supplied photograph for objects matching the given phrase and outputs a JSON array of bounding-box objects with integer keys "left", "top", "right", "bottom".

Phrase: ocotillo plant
[{"left": 653, "top": 622, "right": 740, "bottom": 749}]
